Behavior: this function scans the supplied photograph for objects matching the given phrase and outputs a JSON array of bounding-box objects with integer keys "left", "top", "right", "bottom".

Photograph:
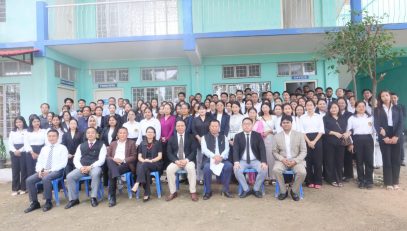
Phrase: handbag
[{"left": 336, "top": 121, "right": 353, "bottom": 146}]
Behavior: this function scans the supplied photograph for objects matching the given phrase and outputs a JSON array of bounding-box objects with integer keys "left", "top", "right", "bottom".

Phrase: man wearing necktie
[
  {"left": 65, "top": 127, "right": 107, "bottom": 209},
  {"left": 233, "top": 118, "right": 268, "bottom": 198},
  {"left": 165, "top": 120, "right": 198, "bottom": 202},
  {"left": 24, "top": 129, "right": 68, "bottom": 213}
]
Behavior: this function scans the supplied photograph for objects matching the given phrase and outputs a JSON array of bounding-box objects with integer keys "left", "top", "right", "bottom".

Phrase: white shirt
[
  {"left": 347, "top": 114, "right": 375, "bottom": 135},
  {"left": 261, "top": 116, "right": 275, "bottom": 135},
  {"left": 24, "top": 129, "right": 46, "bottom": 152},
  {"left": 254, "top": 102, "right": 261, "bottom": 113},
  {"left": 241, "top": 132, "right": 256, "bottom": 161},
  {"left": 108, "top": 128, "right": 114, "bottom": 145},
  {"left": 300, "top": 112, "right": 325, "bottom": 134},
  {"left": 123, "top": 121, "right": 140, "bottom": 139},
  {"left": 74, "top": 140, "right": 107, "bottom": 168},
  {"left": 216, "top": 113, "right": 223, "bottom": 127},
  {"left": 35, "top": 143, "right": 68, "bottom": 172},
  {"left": 8, "top": 129, "right": 26, "bottom": 152},
  {"left": 274, "top": 116, "right": 282, "bottom": 133},
  {"left": 201, "top": 134, "right": 230, "bottom": 160},
  {"left": 240, "top": 102, "right": 246, "bottom": 114},
  {"left": 383, "top": 104, "right": 393, "bottom": 126},
  {"left": 95, "top": 116, "right": 102, "bottom": 127},
  {"left": 229, "top": 114, "right": 245, "bottom": 140},
  {"left": 364, "top": 100, "right": 372, "bottom": 115},
  {"left": 293, "top": 116, "right": 303, "bottom": 132},
  {"left": 114, "top": 140, "right": 126, "bottom": 160},
  {"left": 116, "top": 107, "right": 125, "bottom": 116},
  {"left": 284, "top": 131, "right": 292, "bottom": 159},
  {"left": 136, "top": 118, "right": 161, "bottom": 146},
  {"left": 45, "top": 128, "right": 63, "bottom": 145}
]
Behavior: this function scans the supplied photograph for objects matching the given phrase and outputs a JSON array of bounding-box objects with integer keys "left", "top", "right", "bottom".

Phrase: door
[
  {"left": 94, "top": 89, "right": 123, "bottom": 106},
  {"left": 57, "top": 87, "right": 76, "bottom": 112},
  {"left": 285, "top": 81, "right": 316, "bottom": 94}
]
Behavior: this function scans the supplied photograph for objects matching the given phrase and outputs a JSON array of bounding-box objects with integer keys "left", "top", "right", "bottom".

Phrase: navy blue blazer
[
  {"left": 62, "top": 130, "right": 84, "bottom": 154},
  {"left": 210, "top": 112, "right": 230, "bottom": 137},
  {"left": 374, "top": 105, "right": 405, "bottom": 143}
]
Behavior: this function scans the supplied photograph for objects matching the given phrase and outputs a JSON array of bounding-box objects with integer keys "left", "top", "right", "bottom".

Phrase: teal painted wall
[{"left": 0, "top": 0, "right": 37, "bottom": 43}]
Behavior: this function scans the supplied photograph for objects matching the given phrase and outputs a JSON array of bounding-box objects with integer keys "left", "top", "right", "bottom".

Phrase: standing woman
[
  {"left": 300, "top": 100, "right": 325, "bottom": 189},
  {"left": 101, "top": 115, "right": 120, "bottom": 148},
  {"left": 61, "top": 111, "right": 72, "bottom": 133},
  {"left": 62, "top": 119, "right": 83, "bottom": 175},
  {"left": 374, "top": 91, "right": 404, "bottom": 190},
  {"left": 294, "top": 105, "right": 305, "bottom": 132},
  {"left": 338, "top": 97, "right": 354, "bottom": 181},
  {"left": 136, "top": 107, "right": 161, "bottom": 147},
  {"left": 244, "top": 100, "right": 254, "bottom": 116},
  {"left": 8, "top": 116, "right": 28, "bottom": 196},
  {"left": 259, "top": 103, "right": 275, "bottom": 183},
  {"left": 160, "top": 103, "right": 176, "bottom": 170},
  {"left": 323, "top": 103, "right": 347, "bottom": 187},
  {"left": 191, "top": 104, "right": 211, "bottom": 185},
  {"left": 24, "top": 115, "right": 46, "bottom": 176},
  {"left": 273, "top": 104, "right": 283, "bottom": 134},
  {"left": 136, "top": 103, "right": 148, "bottom": 122},
  {"left": 47, "top": 115, "right": 64, "bottom": 144},
  {"left": 228, "top": 102, "right": 245, "bottom": 162},
  {"left": 316, "top": 99, "right": 328, "bottom": 117},
  {"left": 151, "top": 98, "right": 159, "bottom": 118},
  {"left": 123, "top": 109, "right": 140, "bottom": 142},
  {"left": 282, "top": 103, "right": 297, "bottom": 131},
  {"left": 87, "top": 115, "right": 103, "bottom": 139},
  {"left": 346, "top": 101, "right": 375, "bottom": 189},
  {"left": 131, "top": 127, "right": 163, "bottom": 202}
]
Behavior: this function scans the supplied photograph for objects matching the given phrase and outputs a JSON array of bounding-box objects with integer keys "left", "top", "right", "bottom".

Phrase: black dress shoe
[
  {"left": 358, "top": 182, "right": 365, "bottom": 189},
  {"left": 143, "top": 196, "right": 150, "bottom": 203},
  {"left": 91, "top": 197, "right": 98, "bottom": 207},
  {"left": 108, "top": 196, "right": 116, "bottom": 207},
  {"left": 401, "top": 162, "right": 406, "bottom": 166},
  {"left": 221, "top": 191, "right": 234, "bottom": 198},
  {"left": 239, "top": 190, "right": 251, "bottom": 198},
  {"left": 290, "top": 190, "right": 300, "bottom": 201},
  {"left": 24, "top": 201, "right": 41, "bottom": 213},
  {"left": 42, "top": 201, "right": 53, "bottom": 212},
  {"left": 203, "top": 192, "right": 212, "bottom": 200},
  {"left": 65, "top": 199, "right": 80, "bottom": 209},
  {"left": 365, "top": 184, "right": 374, "bottom": 189},
  {"left": 278, "top": 191, "right": 288, "bottom": 200},
  {"left": 253, "top": 191, "right": 263, "bottom": 198}
]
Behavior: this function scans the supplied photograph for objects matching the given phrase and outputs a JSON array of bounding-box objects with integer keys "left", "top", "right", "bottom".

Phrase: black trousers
[
  {"left": 26, "top": 145, "right": 43, "bottom": 176},
  {"left": 325, "top": 143, "right": 345, "bottom": 184},
  {"left": 353, "top": 135, "right": 374, "bottom": 185},
  {"left": 379, "top": 127, "right": 401, "bottom": 186},
  {"left": 343, "top": 149, "right": 354, "bottom": 179},
  {"left": 10, "top": 149, "right": 27, "bottom": 192},
  {"left": 305, "top": 133, "right": 323, "bottom": 185},
  {"left": 161, "top": 142, "right": 169, "bottom": 172},
  {"left": 400, "top": 132, "right": 405, "bottom": 162},
  {"left": 136, "top": 161, "right": 162, "bottom": 196},
  {"left": 106, "top": 158, "right": 131, "bottom": 196},
  {"left": 65, "top": 158, "right": 75, "bottom": 177}
]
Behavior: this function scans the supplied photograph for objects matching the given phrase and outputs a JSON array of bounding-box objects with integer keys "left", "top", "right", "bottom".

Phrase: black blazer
[
  {"left": 167, "top": 133, "right": 197, "bottom": 163},
  {"left": 62, "top": 130, "right": 84, "bottom": 154},
  {"left": 210, "top": 112, "right": 230, "bottom": 136},
  {"left": 100, "top": 126, "right": 119, "bottom": 147},
  {"left": 101, "top": 114, "right": 122, "bottom": 128},
  {"left": 374, "top": 105, "right": 404, "bottom": 143},
  {"left": 233, "top": 131, "right": 267, "bottom": 163},
  {"left": 323, "top": 115, "right": 348, "bottom": 146}
]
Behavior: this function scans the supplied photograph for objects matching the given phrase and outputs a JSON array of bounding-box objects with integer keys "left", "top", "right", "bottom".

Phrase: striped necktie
[{"left": 45, "top": 145, "right": 54, "bottom": 170}]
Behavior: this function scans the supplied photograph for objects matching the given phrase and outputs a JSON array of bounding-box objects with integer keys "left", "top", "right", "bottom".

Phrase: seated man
[
  {"left": 272, "top": 115, "right": 307, "bottom": 201},
  {"left": 165, "top": 120, "right": 198, "bottom": 202},
  {"left": 65, "top": 127, "right": 107, "bottom": 209},
  {"left": 106, "top": 127, "right": 137, "bottom": 207},
  {"left": 233, "top": 118, "right": 268, "bottom": 198},
  {"left": 201, "top": 120, "right": 233, "bottom": 200},
  {"left": 24, "top": 129, "right": 68, "bottom": 213}
]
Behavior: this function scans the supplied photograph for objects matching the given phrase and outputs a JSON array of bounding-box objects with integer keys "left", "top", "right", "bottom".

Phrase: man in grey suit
[{"left": 272, "top": 115, "right": 307, "bottom": 201}]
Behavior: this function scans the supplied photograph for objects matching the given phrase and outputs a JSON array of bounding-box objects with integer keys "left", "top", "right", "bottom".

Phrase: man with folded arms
[
  {"left": 165, "top": 120, "right": 198, "bottom": 201},
  {"left": 24, "top": 129, "right": 68, "bottom": 213},
  {"left": 272, "top": 115, "right": 307, "bottom": 201},
  {"left": 65, "top": 127, "right": 106, "bottom": 208}
]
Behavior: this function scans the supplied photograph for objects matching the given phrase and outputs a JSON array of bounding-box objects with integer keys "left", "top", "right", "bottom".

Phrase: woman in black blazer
[
  {"left": 61, "top": 119, "right": 83, "bottom": 175},
  {"left": 323, "top": 102, "right": 347, "bottom": 187},
  {"left": 374, "top": 90, "right": 404, "bottom": 190},
  {"left": 337, "top": 97, "right": 354, "bottom": 181},
  {"left": 101, "top": 115, "right": 120, "bottom": 147}
]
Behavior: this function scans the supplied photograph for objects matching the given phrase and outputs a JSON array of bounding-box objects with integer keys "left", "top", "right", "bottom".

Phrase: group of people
[{"left": 7, "top": 86, "right": 406, "bottom": 213}]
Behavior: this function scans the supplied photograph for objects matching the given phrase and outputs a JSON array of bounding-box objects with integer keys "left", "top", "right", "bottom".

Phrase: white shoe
[
  {"left": 11, "top": 191, "right": 18, "bottom": 196},
  {"left": 18, "top": 190, "right": 26, "bottom": 195}
]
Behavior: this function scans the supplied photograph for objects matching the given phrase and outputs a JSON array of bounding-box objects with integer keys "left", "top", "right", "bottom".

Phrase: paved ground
[{"left": 1, "top": 165, "right": 406, "bottom": 231}]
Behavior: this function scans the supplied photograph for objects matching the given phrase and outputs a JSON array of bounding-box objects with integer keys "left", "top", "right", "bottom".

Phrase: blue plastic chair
[
  {"left": 119, "top": 172, "right": 135, "bottom": 199},
  {"left": 274, "top": 170, "right": 304, "bottom": 199},
  {"left": 136, "top": 171, "right": 162, "bottom": 199},
  {"left": 76, "top": 176, "right": 104, "bottom": 200},
  {"left": 175, "top": 169, "right": 187, "bottom": 190},
  {"left": 35, "top": 176, "right": 67, "bottom": 206},
  {"left": 237, "top": 168, "right": 265, "bottom": 196}
]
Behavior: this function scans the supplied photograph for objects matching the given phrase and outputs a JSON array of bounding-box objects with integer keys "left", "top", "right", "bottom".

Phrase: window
[
  {"left": 222, "top": 64, "right": 260, "bottom": 78},
  {"left": 92, "top": 69, "right": 129, "bottom": 83},
  {"left": 213, "top": 82, "right": 270, "bottom": 96},
  {"left": 0, "top": 60, "right": 32, "bottom": 76},
  {"left": 132, "top": 85, "right": 186, "bottom": 105},
  {"left": 141, "top": 67, "right": 178, "bottom": 81},
  {"left": 96, "top": 0, "right": 178, "bottom": 38},
  {"left": 0, "top": 0, "right": 5, "bottom": 22},
  {"left": 55, "top": 62, "right": 76, "bottom": 81},
  {"left": 283, "top": 0, "right": 313, "bottom": 28},
  {"left": 277, "top": 62, "right": 316, "bottom": 76},
  {"left": 0, "top": 84, "right": 20, "bottom": 137}
]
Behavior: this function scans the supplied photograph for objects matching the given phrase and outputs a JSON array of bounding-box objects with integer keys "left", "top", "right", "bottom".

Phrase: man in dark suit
[
  {"left": 211, "top": 101, "right": 230, "bottom": 137},
  {"left": 101, "top": 104, "right": 122, "bottom": 128},
  {"left": 105, "top": 127, "right": 137, "bottom": 207},
  {"left": 391, "top": 92, "right": 406, "bottom": 166},
  {"left": 165, "top": 120, "right": 198, "bottom": 202},
  {"left": 233, "top": 118, "right": 268, "bottom": 198},
  {"left": 78, "top": 106, "right": 91, "bottom": 133},
  {"left": 325, "top": 87, "right": 337, "bottom": 105}
]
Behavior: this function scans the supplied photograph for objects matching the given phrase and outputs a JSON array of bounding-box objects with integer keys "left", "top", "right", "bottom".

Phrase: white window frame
[
  {"left": 92, "top": 68, "right": 129, "bottom": 83},
  {"left": 212, "top": 82, "right": 271, "bottom": 96},
  {"left": 222, "top": 64, "right": 261, "bottom": 79},
  {"left": 277, "top": 61, "right": 316, "bottom": 76},
  {"left": 141, "top": 67, "right": 178, "bottom": 81},
  {"left": 0, "top": 60, "right": 32, "bottom": 76},
  {"left": 0, "top": 84, "right": 20, "bottom": 137},
  {"left": 282, "top": 0, "right": 314, "bottom": 28},
  {"left": 132, "top": 85, "right": 186, "bottom": 104},
  {"left": 0, "top": 0, "right": 5, "bottom": 23},
  {"left": 55, "top": 61, "right": 76, "bottom": 81}
]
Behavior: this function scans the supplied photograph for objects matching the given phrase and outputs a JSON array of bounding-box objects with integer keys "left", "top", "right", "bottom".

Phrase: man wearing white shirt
[
  {"left": 65, "top": 127, "right": 107, "bottom": 209},
  {"left": 24, "top": 129, "right": 68, "bottom": 213}
]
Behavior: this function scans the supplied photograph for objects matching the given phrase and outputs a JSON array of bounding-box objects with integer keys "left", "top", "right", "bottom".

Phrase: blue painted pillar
[
  {"left": 182, "top": 0, "right": 195, "bottom": 51},
  {"left": 35, "top": 1, "right": 48, "bottom": 56},
  {"left": 350, "top": 0, "right": 362, "bottom": 23}
]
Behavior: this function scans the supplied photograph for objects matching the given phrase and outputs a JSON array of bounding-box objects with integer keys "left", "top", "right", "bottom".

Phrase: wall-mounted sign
[
  {"left": 60, "top": 79, "right": 75, "bottom": 87},
  {"left": 291, "top": 75, "right": 309, "bottom": 80},
  {"left": 98, "top": 83, "right": 117, "bottom": 88}
]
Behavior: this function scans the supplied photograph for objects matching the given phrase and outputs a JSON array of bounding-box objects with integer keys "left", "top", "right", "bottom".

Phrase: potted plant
[{"left": 0, "top": 135, "right": 7, "bottom": 169}]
